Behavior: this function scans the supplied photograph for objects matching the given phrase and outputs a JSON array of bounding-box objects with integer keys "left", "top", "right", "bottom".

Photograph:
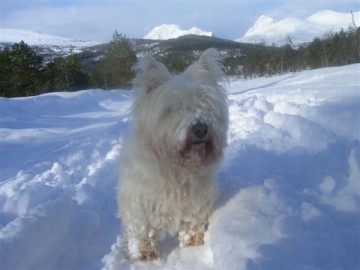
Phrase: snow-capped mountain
[
  {"left": 0, "top": 28, "right": 101, "bottom": 54},
  {"left": 144, "top": 24, "right": 213, "bottom": 40},
  {"left": 243, "top": 15, "right": 275, "bottom": 37},
  {"left": 237, "top": 10, "right": 360, "bottom": 45}
]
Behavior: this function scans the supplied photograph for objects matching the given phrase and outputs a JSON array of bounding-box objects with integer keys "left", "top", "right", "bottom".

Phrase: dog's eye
[
  {"left": 164, "top": 107, "right": 179, "bottom": 117},
  {"left": 165, "top": 104, "right": 182, "bottom": 115},
  {"left": 165, "top": 107, "right": 174, "bottom": 114}
]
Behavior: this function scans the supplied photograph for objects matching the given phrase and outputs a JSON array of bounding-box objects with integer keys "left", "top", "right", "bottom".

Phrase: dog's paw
[
  {"left": 127, "top": 237, "right": 160, "bottom": 262},
  {"left": 127, "top": 250, "right": 159, "bottom": 262},
  {"left": 178, "top": 230, "right": 205, "bottom": 248},
  {"left": 136, "top": 249, "right": 159, "bottom": 261}
]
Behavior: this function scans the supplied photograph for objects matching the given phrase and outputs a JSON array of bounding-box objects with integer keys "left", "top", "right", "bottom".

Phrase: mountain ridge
[
  {"left": 143, "top": 24, "right": 213, "bottom": 40},
  {"left": 237, "top": 9, "right": 360, "bottom": 45},
  {"left": 1, "top": 9, "right": 359, "bottom": 48},
  {"left": 0, "top": 28, "right": 101, "bottom": 55}
]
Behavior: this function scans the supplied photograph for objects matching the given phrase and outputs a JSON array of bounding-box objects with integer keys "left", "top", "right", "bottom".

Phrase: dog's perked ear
[
  {"left": 184, "top": 48, "right": 227, "bottom": 84},
  {"left": 132, "top": 56, "right": 171, "bottom": 93}
]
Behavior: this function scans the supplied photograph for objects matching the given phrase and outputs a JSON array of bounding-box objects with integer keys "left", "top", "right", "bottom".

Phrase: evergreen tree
[
  {"left": 102, "top": 31, "right": 137, "bottom": 89},
  {"left": 305, "top": 28, "right": 360, "bottom": 69},
  {"left": 305, "top": 38, "right": 324, "bottom": 68},
  {"left": 0, "top": 47, "right": 12, "bottom": 97},
  {"left": 44, "top": 55, "right": 91, "bottom": 92},
  {"left": 0, "top": 41, "right": 44, "bottom": 97},
  {"left": 66, "top": 55, "right": 91, "bottom": 90}
]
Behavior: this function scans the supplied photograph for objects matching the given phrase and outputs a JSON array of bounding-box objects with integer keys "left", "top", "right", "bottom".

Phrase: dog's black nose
[{"left": 192, "top": 121, "right": 208, "bottom": 139}]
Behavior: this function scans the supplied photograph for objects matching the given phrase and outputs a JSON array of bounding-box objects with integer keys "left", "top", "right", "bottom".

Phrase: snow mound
[{"left": 1, "top": 64, "right": 359, "bottom": 270}]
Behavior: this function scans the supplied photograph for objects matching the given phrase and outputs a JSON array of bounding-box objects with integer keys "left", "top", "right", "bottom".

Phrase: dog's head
[{"left": 131, "top": 48, "right": 228, "bottom": 170}]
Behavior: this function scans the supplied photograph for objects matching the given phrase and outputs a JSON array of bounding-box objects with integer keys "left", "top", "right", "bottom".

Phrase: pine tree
[
  {"left": 305, "top": 27, "right": 360, "bottom": 69},
  {"left": 305, "top": 38, "right": 324, "bottom": 68},
  {"left": 0, "top": 47, "right": 12, "bottom": 97},
  {"left": 0, "top": 41, "right": 44, "bottom": 97},
  {"left": 44, "top": 55, "right": 91, "bottom": 91},
  {"left": 102, "top": 31, "right": 137, "bottom": 89}
]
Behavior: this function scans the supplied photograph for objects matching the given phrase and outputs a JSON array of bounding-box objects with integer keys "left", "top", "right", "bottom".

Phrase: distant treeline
[
  {"left": 0, "top": 27, "right": 359, "bottom": 97},
  {"left": 225, "top": 26, "right": 359, "bottom": 78},
  {"left": 0, "top": 31, "right": 136, "bottom": 97}
]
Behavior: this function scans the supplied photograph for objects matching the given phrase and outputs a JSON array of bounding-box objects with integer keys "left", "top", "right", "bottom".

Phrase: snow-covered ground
[{"left": 0, "top": 64, "right": 359, "bottom": 270}]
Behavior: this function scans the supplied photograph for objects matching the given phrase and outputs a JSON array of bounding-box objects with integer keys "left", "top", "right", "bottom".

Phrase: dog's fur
[{"left": 117, "top": 48, "right": 228, "bottom": 261}]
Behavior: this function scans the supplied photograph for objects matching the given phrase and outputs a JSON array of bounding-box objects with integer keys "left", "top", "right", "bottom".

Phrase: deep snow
[{"left": 0, "top": 64, "right": 359, "bottom": 270}]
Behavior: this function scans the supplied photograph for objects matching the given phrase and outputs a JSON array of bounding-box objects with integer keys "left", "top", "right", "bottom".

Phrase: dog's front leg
[
  {"left": 178, "top": 219, "right": 209, "bottom": 248},
  {"left": 125, "top": 226, "right": 160, "bottom": 261}
]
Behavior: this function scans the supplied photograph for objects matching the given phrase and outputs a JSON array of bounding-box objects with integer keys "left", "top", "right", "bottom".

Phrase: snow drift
[{"left": 0, "top": 64, "right": 359, "bottom": 270}]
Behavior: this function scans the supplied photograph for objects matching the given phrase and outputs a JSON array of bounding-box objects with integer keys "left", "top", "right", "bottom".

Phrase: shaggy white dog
[{"left": 117, "top": 48, "right": 228, "bottom": 261}]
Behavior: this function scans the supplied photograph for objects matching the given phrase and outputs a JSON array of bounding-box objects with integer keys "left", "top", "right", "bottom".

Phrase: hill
[
  {"left": 128, "top": 35, "right": 284, "bottom": 76},
  {"left": 0, "top": 30, "right": 276, "bottom": 68},
  {"left": 0, "top": 28, "right": 101, "bottom": 57}
]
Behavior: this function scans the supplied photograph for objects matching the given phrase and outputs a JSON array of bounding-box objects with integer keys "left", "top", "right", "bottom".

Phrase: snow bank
[{"left": 0, "top": 64, "right": 359, "bottom": 270}]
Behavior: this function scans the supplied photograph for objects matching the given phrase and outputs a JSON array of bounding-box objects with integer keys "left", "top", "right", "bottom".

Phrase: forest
[{"left": 0, "top": 27, "right": 359, "bottom": 98}]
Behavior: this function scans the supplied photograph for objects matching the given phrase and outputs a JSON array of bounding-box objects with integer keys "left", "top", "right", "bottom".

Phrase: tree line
[
  {"left": 0, "top": 27, "right": 359, "bottom": 98},
  {"left": 305, "top": 27, "right": 360, "bottom": 68},
  {"left": 225, "top": 26, "right": 359, "bottom": 79},
  {"left": 0, "top": 31, "right": 136, "bottom": 97}
]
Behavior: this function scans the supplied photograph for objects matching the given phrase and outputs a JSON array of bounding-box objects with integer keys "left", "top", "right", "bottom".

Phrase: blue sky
[{"left": 1, "top": 0, "right": 359, "bottom": 41}]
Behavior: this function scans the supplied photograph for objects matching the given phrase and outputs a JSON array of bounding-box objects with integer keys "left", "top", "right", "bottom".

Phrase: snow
[
  {"left": 306, "top": 10, "right": 359, "bottom": 27},
  {"left": 0, "top": 28, "right": 101, "bottom": 53},
  {"left": 242, "top": 15, "right": 275, "bottom": 37},
  {"left": 237, "top": 10, "right": 360, "bottom": 45},
  {"left": 144, "top": 24, "right": 213, "bottom": 40},
  {"left": 1, "top": 64, "right": 360, "bottom": 270}
]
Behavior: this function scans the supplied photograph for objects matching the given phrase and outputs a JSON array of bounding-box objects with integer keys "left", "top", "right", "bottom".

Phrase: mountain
[
  {"left": 243, "top": 15, "right": 275, "bottom": 37},
  {"left": 237, "top": 10, "right": 360, "bottom": 45},
  {"left": 0, "top": 28, "right": 101, "bottom": 55},
  {"left": 0, "top": 27, "right": 280, "bottom": 76},
  {"left": 144, "top": 24, "right": 213, "bottom": 40}
]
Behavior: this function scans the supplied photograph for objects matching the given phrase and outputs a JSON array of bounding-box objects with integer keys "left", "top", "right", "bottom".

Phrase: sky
[{"left": 0, "top": 0, "right": 359, "bottom": 41}]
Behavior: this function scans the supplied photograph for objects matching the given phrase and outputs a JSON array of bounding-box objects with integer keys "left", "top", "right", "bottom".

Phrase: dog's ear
[
  {"left": 184, "top": 48, "right": 226, "bottom": 84},
  {"left": 132, "top": 56, "right": 170, "bottom": 93}
]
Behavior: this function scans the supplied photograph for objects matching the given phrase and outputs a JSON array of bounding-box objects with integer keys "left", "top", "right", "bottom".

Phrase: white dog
[{"left": 117, "top": 48, "right": 228, "bottom": 261}]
